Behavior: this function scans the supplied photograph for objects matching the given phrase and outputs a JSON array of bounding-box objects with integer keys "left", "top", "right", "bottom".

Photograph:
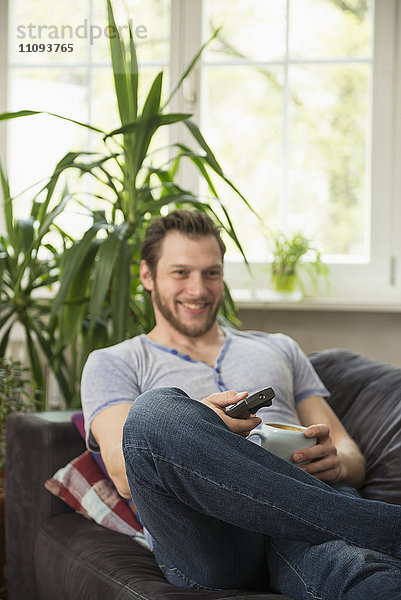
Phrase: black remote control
[{"left": 225, "top": 387, "right": 275, "bottom": 419}]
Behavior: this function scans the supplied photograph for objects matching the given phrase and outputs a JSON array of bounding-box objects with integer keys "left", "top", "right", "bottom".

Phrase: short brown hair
[{"left": 141, "top": 209, "right": 226, "bottom": 276}]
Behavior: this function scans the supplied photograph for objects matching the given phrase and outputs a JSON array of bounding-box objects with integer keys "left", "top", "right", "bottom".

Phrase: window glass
[
  {"left": 204, "top": 0, "right": 373, "bottom": 261},
  {"left": 201, "top": 65, "right": 283, "bottom": 259},
  {"left": 206, "top": 0, "right": 286, "bottom": 62},
  {"left": 91, "top": 0, "right": 170, "bottom": 64},
  {"left": 7, "top": 0, "right": 170, "bottom": 223},
  {"left": 289, "top": 0, "right": 371, "bottom": 58},
  {"left": 287, "top": 63, "right": 370, "bottom": 257}
]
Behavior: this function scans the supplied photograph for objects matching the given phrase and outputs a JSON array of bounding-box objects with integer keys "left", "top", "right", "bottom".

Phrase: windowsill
[{"left": 232, "top": 289, "right": 401, "bottom": 313}]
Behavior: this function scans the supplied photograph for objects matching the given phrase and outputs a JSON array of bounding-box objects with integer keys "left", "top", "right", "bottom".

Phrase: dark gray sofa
[{"left": 5, "top": 348, "right": 401, "bottom": 600}]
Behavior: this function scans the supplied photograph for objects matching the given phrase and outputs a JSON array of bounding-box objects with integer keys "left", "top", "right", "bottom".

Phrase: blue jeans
[{"left": 122, "top": 388, "right": 401, "bottom": 599}]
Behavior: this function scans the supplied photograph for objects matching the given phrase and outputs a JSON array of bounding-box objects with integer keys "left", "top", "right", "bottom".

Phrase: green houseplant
[
  {"left": 48, "top": 1, "right": 252, "bottom": 407},
  {"left": 0, "top": 161, "right": 74, "bottom": 408},
  {"left": 0, "top": 0, "right": 255, "bottom": 407},
  {"left": 0, "top": 358, "right": 34, "bottom": 471},
  {"left": 0, "top": 358, "right": 34, "bottom": 588},
  {"left": 271, "top": 233, "right": 328, "bottom": 295}
]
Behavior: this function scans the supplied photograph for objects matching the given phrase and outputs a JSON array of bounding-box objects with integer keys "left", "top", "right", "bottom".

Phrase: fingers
[
  {"left": 201, "top": 390, "right": 262, "bottom": 436},
  {"left": 298, "top": 457, "right": 343, "bottom": 482},
  {"left": 203, "top": 390, "right": 248, "bottom": 408},
  {"left": 304, "top": 424, "right": 330, "bottom": 440},
  {"left": 293, "top": 438, "right": 334, "bottom": 464},
  {"left": 226, "top": 414, "right": 262, "bottom": 436},
  {"left": 293, "top": 428, "right": 345, "bottom": 483}
]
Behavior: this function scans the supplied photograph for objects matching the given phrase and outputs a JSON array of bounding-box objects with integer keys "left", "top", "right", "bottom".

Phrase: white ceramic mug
[{"left": 249, "top": 422, "right": 317, "bottom": 463}]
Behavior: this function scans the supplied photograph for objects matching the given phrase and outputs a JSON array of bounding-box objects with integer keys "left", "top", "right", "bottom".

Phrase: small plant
[
  {"left": 271, "top": 233, "right": 328, "bottom": 294},
  {"left": 0, "top": 359, "right": 35, "bottom": 470}
]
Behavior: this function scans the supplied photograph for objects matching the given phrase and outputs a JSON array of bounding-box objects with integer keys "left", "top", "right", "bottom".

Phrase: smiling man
[
  {"left": 141, "top": 225, "right": 226, "bottom": 349},
  {"left": 81, "top": 209, "right": 401, "bottom": 599}
]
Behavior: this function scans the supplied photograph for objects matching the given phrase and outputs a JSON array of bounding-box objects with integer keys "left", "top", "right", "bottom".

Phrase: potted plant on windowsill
[{"left": 271, "top": 233, "right": 328, "bottom": 297}]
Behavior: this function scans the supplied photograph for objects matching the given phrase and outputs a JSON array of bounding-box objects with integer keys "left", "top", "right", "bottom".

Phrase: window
[
  {"left": 2, "top": 0, "right": 401, "bottom": 302},
  {"left": 195, "top": 0, "right": 401, "bottom": 301},
  {"left": 203, "top": 0, "right": 373, "bottom": 260},
  {"left": 5, "top": 0, "right": 170, "bottom": 234}
]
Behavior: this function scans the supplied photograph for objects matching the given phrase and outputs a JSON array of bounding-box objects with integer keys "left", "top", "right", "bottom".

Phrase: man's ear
[{"left": 140, "top": 260, "right": 154, "bottom": 292}]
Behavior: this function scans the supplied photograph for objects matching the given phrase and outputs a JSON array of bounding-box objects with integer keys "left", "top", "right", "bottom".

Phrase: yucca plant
[
  {"left": 0, "top": 161, "right": 72, "bottom": 408},
  {"left": 0, "top": 0, "right": 255, "bottom": 406}
]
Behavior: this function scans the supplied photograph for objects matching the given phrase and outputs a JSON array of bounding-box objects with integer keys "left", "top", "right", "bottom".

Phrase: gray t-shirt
[{"left": 81, "top": 328, "right": 329, "bottom": 452}]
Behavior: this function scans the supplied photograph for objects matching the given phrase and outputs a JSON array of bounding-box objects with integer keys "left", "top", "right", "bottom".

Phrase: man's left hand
[{"left": 292, "top": 424, "right": 346, "bottom": 483}]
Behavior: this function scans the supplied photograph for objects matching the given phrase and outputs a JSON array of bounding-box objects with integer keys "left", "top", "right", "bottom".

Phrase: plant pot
[{"left": 272, "top": 271, "right": 297, "bottom": 293}]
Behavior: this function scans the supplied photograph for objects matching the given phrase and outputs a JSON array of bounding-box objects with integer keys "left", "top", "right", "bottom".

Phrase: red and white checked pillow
[{"left": 45, "top": 450, "right": 147, "bottom": 544}]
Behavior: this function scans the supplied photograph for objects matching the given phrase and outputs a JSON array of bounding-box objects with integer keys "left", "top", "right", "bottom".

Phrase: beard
[{"left": 152, "top": 284, "right": 222, "bottom": 338}]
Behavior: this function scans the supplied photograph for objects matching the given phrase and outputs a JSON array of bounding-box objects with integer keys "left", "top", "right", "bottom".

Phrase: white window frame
[
  {"left": 2, "top": 0, "right": 401, "bottom": 304},
  {"left": 171, "top": 0, "right": 401, "bottom": 304}
]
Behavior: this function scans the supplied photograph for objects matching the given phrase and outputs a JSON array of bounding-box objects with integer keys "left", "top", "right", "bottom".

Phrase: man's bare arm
[
  {"left": 90, "top": 403, "right": 132, "bottom": 499},
  {"left": 295, "top": 395, "right": 366, "bottom": 488},
  {"left": 91, "top": 390, "right": 260, "bottom": 498}
]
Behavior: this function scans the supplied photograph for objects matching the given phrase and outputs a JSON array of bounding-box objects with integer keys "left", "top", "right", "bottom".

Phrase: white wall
[{"left": 238, "top": 308, "right": 401, "bottom": 367}]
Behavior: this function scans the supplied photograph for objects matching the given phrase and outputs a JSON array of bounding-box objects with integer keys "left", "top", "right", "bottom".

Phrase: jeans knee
[
  {"left": 123, "top": 387, "right": 193, "bottom": 446},
  {"left": 132, "top": 387, "right": 189, "bottom": 415}
]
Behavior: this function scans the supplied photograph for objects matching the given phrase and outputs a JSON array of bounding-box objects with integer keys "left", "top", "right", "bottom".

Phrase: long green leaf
[
  {"left": 51, "top": 224, "right": 106, "bottom": 318},
  {"left": 81, "top": 318, "right": 109, "bottom": 367},
  {"left": 24, "top": 323, "right": 45, "bottom": 407},
  {"left": 184, "top": 119, "right": 259, "bottom": 216},
  {"left": 104, "top": 113, "right": 192, "bottom": 140},
  {"left": 0, "top": 321, "right": 14, "bottom": 358},
  {"left": 128, "top": 26, "right": 139, "bottom": 122},
  {"left": 16, "top": 218, "right": 35, "bottom": 254},
  {"left": 0, "top": 161, "right": 15, "bottom": 247},
  {"left": 110, "top": 240, "right": 132, "bottom": 343},
  {"left": 37, "top": 152, "right": 84, "bottom": 223},
  {"left": 141, "top": 71, "right": 163, "bottom": 120},
  {"left": 174, "top": 144, "right": 219, "bottom": 197},
  {"left": 0, "top": 110, "right": 103, "bottom": 133},
  {"left": 89, "top": 231, "right": 122, "bottom": 327},
  {"left": 37, "top": 195, "right": 69, "bottom": 241},
  {"left": 132, "top": 72, "right": 164, "bottom": 180},
  {"left": 163, "top": 27, "right": 222, "bottom": 109},
  {"left": 184, "top": 118, "right": 223, "bottom": 174},
  {"left": 0, "top": 309, "right": 14, "bottom": 331},
  {"left": 58, "top": 239, "right": 99, "bottom": 348},
  {"left": 106, "top": 0, "right": 131, "bottom": 125}
]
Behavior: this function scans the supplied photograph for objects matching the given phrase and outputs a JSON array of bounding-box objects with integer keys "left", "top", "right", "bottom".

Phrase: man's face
[{"left": 142, "top": 231, "right": 225, "bottom": 338}]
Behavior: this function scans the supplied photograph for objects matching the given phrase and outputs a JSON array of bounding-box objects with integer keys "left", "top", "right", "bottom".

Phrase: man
[{"left": 82, "top": 209, "right": 401, "bottom": 599}]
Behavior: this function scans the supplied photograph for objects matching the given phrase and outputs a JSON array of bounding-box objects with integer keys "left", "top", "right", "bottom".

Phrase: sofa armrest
[
  {"left": 309, "top": 348, "right": 401, "bottom": 504},
  {"left": 5, "top": 411, "right": 85, "bottom": 600}
]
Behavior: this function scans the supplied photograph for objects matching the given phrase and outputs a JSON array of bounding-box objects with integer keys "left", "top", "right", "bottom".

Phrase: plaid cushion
[{"left": 45, "top": 451, "right": 149, "bottom": 547}]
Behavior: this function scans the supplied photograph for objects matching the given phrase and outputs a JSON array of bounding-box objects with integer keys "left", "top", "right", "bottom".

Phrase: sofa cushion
[
  {"left": 309, "top": 348, "right": 401, "bottom": 504},
  {"left": 35, "top": 514, "right": 294, "bottom": 600}
]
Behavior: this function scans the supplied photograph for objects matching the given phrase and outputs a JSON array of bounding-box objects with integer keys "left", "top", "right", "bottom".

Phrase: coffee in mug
[{"left": 249, "top": 422, "right": 317, "bottom": 463}]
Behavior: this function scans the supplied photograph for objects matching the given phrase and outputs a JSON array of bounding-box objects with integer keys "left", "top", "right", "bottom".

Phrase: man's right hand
[{"left": 201, "top": 390, "right": 262, "bottom": 437}]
